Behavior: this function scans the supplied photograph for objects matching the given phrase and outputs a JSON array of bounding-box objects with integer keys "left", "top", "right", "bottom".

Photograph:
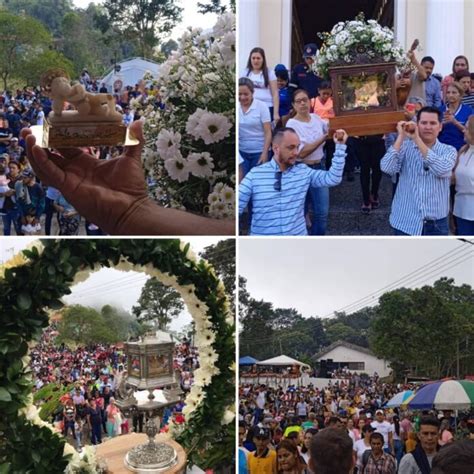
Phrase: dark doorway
[{"left": 291, "top": 0, "right": 395, "bottom": 66}]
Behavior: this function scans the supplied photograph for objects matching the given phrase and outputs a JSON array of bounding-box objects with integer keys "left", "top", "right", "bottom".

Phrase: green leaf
[
  {"left": 59, "top": 247, "right": 70, "bottom": 264},
  {"left": 47, "top": 265, "right": 56, "bottom": 276},
  {"left": 0, "top": 387, "right": 12, "bottom": 402},
  {"left": 17, "top": 292, "right": 32, "bottom": 310}
]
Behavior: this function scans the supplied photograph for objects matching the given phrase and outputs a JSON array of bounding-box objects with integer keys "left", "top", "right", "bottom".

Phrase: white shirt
[
  {"left": 36, "top": 110, "right": 45, "bottom": 125},
  {"left": 238, "top": 99, "right": 271, "bottom": 153},
  {"left": 287, "top": 114, "right": 328, "bottom": 163},
  {"left": 454, "top": 145, "right": 474, "bottom": 220},
  {"left": 353, "top": 439, "right": 371, "bottom": 469},
  {"left": 371, "top": 420, "right": 394, "bottom": 449},
  {"left": 241, "top": 68, "right": 276, "bottom": 107}
]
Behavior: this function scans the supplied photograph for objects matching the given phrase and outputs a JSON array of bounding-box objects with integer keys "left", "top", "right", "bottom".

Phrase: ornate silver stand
[{"left": 124, "top": 419, "right": 177, "bottom": 473}]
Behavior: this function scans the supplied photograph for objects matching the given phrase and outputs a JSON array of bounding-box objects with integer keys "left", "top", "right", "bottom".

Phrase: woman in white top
[
  {"left": 243, "top": 47, "right": 280, "bottom": 124},
  {"left": 286, "top": 88, "right": 330, "bottom": 235},
  {"left": 353, "top": 425, "right": 373, "bottom": 473},
  {"left": 238, "top": 77, "right": 272, "bottom": 176},
  {"left": 453, "top": 115, "right": 474, "bottom": 235}
]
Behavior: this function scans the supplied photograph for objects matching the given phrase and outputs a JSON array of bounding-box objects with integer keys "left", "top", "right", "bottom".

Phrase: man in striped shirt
[
  {"left": 239, "top": 127, "right": 347, "bottom": 235},
  {"left": 381, "top": 106, "right": 457, "bottom": 235}
]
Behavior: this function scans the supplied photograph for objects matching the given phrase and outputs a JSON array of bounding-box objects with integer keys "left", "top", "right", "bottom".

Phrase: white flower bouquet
[
  {"left": 137, "top": 13, "right": 235, "bottom": 219},
  {"left": 313, "top": 13, "right": 410, "bottom": 78}
]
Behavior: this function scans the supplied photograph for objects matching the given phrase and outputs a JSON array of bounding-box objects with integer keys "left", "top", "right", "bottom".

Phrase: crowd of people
[
  {"left": 238, "top": 375, "right": 474, "bottom": 473},
  {"left": 30, "top": 325, "right": 196, "bottom": 451},
  {"left": 0, "top": 69, "right": 165, "bottom": 236},
  {"left": 238, "top": 43, "right": 474, "bottom": 236}
]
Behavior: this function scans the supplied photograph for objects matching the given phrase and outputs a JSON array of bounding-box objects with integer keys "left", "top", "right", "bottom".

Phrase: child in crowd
[
  {"left": 21, "top": 210, "right": 41, "bottom": 235},
  {"left": 456, "top": 70, "right": 474, "bottom": 108},
  {"left": 0, "top": 165, "right": 10, "bottom": 214},
  {"left": 274, "top": 64, "right": 293, "bottom": 127}
]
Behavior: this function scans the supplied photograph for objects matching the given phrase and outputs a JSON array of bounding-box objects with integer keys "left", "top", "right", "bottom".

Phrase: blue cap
[{"left": 303, "top": 43, "right": 318, "bottom": 58}]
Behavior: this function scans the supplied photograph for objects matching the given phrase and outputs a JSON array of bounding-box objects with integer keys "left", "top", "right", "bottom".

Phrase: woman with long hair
[
  {"left": 300, "top": 428, "right": 318, "bottom": 466},
  {"left": 353, "top": 424, "right": 374, "bottom": 474},
  {"left": 453, "top": 115, "right": 474, "bottom": 235},
  {"left": 286, "top": 88, "right": 330, "bottom": 235},
  {"left": 439, "top": 82, "right": 472, "bottom": 151},
  {"left": 442, "top": 55, "right": 470, "bottom": 100},
  {"left": 238, "top": 77, "right": 272, "bottom": 176},
  {"left": 243, "top": 47, "right": 280, "bottom": 124},
  {"left": 392, "top": 415, "right": 405, "bottom": 467},
  {"left": 277, "top": 439, "right": 307, "bottom": 474},
  {"left": 438, "top": 419, "right": 454, "bottom": 446}
]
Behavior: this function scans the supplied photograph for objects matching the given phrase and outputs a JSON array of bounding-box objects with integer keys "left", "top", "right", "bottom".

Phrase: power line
[{"left": 239, "top": 247, "right": 473, "bottom": 345}]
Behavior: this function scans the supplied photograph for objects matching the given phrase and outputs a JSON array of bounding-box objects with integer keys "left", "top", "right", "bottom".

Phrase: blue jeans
[
  {"left": 393, "top": 217, "right": 449, "bottom": 236},
  {"left": 455, "top": 216, "right": 474, "bottom": 235},
  {"left": 2, "top": 208, "right": 21, "bottom": 235},
  {"left": 394, "top": 439, "right": 404, "bottom": 466},
  {"left": 239, "top": 151, "right": 261, "bottom": 177},
  {"left": 305, "top": 163, "right": 329, "bottom": 235}
]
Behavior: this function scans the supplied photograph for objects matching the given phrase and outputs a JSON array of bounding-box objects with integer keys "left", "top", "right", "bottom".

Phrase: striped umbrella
[
  {"left": 406, "top": 380, "right": 474, "bottom": 410},
  {"left": 384, "top": 390, "right": 414, "bottom": 408}
]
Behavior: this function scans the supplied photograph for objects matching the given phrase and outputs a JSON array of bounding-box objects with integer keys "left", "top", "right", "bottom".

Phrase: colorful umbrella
[
  {"left": 384, "top": 390, "right": 414, "bottom": 408},
  {"left": 406, "top": 380, "right": 474, "bottom": 410}
]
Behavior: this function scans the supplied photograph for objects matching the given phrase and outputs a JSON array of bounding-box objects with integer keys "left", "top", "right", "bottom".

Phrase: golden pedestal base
[{"left": 30, "top": 120, "right": 138, "bottom": 148}]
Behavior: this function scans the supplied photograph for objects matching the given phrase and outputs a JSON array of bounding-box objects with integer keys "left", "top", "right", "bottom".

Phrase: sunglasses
[{"left": 274, "top": 171, "right": 282, "bottom": 191}]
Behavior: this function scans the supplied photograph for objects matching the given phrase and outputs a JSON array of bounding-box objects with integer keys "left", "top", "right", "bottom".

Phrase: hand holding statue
[{"left": 21, "top": 120, "right": 234, "bottom": 235}]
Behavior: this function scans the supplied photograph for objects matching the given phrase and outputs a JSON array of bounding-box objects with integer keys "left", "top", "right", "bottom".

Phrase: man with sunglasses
[{"left": 239, "top": 127, "right": 347, "bottom": 235}]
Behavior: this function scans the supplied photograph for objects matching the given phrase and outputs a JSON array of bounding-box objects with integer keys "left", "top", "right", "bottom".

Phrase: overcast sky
[
  {"left": 239, "top": 238, "right": 474, "bottom": 319},
  {"left": 1, "top": 237, "right": 228, "bottom": 331},
  {"left": 71, "top": 0, "right": 227, "bottom": 40}
]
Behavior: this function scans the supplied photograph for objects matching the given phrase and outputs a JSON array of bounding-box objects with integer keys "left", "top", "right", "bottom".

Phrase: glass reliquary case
[{"left": 328, "top": 62, "right": 405, "bottom": 136}]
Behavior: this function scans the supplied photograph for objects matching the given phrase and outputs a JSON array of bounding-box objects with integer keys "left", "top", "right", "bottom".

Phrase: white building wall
[
  {"left": 245, "top": 0, "right": 473, "bottom": 76},
  {"left": 316, "top": 346, "right": 390, "bottom": 377}
]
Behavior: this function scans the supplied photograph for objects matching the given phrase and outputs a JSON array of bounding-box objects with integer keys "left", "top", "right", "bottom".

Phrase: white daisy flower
[
  {"left": 194, "top": 112, "right": 232, "bottom": 145},
  {"left": 155, "top": 129, "right": 182, "bottom": 161},
  {"left": 187, "top": 152, "right": 215, "bottom": 177},
  {"left": 164, "top": 155, "right": 190, "bottom": 183}
]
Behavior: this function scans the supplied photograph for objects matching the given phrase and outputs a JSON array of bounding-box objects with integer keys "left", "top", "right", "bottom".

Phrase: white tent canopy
[
  {"left": 99, "top": 57, "right": 161, "bottom": 93},
  {"left": 257, "top": 355, "right": 310, "bottom": 370}
]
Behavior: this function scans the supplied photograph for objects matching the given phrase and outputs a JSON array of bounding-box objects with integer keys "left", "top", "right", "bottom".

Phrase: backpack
[{"left": 361, "top": 449, "right": 372, "bottom": 471}]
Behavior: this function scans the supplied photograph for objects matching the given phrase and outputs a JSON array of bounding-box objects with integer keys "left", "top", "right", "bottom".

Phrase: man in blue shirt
[
  {"left": 239, "top": 127, "right": 347, "bottom": 236},
  {"left": 421, "top": 56, "right": 442, "bottom": 109},
  {"left": 381, "top": 107, "right": 457, "bottom": 236},
  {"left": 290, "top": 43, "right": 322, "bottom": 99}
]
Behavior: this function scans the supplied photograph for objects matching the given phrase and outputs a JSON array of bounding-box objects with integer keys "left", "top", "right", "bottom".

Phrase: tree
[
  {"left": 4, "top": 0, "right": 73, "bottom": 37},
  {"left": 369, "top": 280, "right": 474, "bottom": 379},
  {"left": 161, "top": 38, "right": 178, "bottom": 58},
  {"left": 132, "top": 278, "right": 184, "bottom": 329},
  {"left": 201, "top": 239, "right": 235, "bottom": 300},
  {"left": 198, "top": 0, "right": 235, "bottom": 14},
  {"left": 239, "top": 299, "right": 275, "bottom": 360},
  {"left": 22, "top": 50, "right": 74, "bottom": 86},
  {"left": 57, "top": 305, "right": 117, "bottom": 345},
  {"left": 101, "top": 0, "right": 183, "bottom": 58},
  {"left": 0, "top": 11, "right": 51, "bottom": 89}
]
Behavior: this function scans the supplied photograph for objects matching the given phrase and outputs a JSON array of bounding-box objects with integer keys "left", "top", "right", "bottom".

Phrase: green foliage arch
[{"left": 0, "top": 239, "right": 234, "bottom": 473}]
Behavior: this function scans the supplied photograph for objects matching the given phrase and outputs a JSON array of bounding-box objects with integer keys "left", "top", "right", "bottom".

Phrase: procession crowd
[
  {"left": 238, "top": 374, "right": 474, "bottom": 473},
  {"left": 238, "top": 44, "right": 474, "bottom": 236},
  {"left": 0, "top": 69, "right": 164, "bottom": 236},
  {"left": 30, "top": 325, "right": 196, "bottom": 450}
]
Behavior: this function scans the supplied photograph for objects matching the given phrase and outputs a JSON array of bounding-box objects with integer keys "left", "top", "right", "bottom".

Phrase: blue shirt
[
  {"left": 424, "top": 75, "right": 442, "bottom": 109},
  {"left": 239, "top": 144, "right": 346, "bottom": 235},
  {"left": 439, "top": 103, "right": 473, "bottom": 150},
  {"left": 290, "top": 63, "right": 322, "bottom": 99},
  {"left": 381, "top": 139, "right": 457, "bottom": 235},
  {"left": 278, "top": 86, "right": 293, "bottom": 117}
]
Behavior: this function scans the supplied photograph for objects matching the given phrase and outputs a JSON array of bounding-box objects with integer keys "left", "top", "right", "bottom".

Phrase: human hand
[
  {"left": 258, "top": 151, "right": 269, "bottom": 165},
  {"left": 333, "top": 129, "right": 348, "bottom": 144},
  {"left": 443, "top": 111, "right": 455, "bottom": 124},
  {"left": 402, "top": 121, "right": 418, "bottom": 139},
  {"left": 396, "top": 121, "right": 407, "bottom": 138},
  {"left": 22, "top": 120, "right": 148, "bottom": 235}
]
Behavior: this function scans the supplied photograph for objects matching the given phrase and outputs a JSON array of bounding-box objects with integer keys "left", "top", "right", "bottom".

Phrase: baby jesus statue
[
  {"left": 35, "top": 68, "right": 131, "bottom": 147},
  {"left": 42, "top": 69, "right": 123, "bottom": 123}
]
